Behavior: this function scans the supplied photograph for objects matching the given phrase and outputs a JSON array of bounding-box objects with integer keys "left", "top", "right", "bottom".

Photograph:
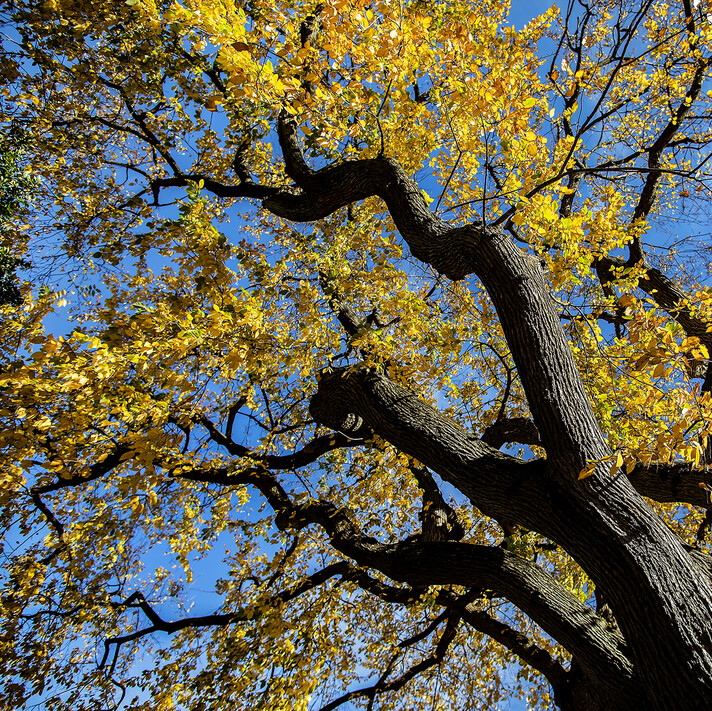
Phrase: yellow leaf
[
  {"left": 205, "top": 95, "right": 223, "bottom": 111},
  {"left": 578, "top": 463, "right": 596, "bottom": 480},
  {"left": 693, "top": 345, "right": 709, "bottom": 360}
]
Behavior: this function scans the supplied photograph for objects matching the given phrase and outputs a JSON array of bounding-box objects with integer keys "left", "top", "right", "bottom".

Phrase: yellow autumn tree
[{"left": 3, "top": 0, "right": 712, "bottom": 708}]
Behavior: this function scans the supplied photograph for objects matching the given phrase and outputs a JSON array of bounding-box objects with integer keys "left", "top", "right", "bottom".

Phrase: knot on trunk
[{"left": 309, "top": 367, "right": 372, "bottom": 439}]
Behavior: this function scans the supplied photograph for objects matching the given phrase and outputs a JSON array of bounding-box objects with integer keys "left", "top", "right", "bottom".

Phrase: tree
[{"left": 3, "top": 0, "right": 712, "bottom": 708}]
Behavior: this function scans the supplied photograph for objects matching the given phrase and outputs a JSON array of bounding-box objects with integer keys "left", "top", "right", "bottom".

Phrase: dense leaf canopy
[{"left": 3, "top": 0, "right": 712, "bottom": 709}]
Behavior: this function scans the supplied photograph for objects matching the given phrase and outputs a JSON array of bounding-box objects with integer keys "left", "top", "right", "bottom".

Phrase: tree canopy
[{"left": 3, "top": 0, "right": 712, "bottom": 708}]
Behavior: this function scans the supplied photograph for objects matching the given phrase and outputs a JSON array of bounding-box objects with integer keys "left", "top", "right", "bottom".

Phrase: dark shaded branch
[
  {"left": 196, "top": 412, "right": 249, "bottom": 456},
  {"left": 628, "top": 48, "right": 710, "bottom": 263},
  {"left": 438, "top": 588, "right": 568, "bottom": 694},
  {"left": 397, "top": 609, "right": 451, "bottom": 649},
  {"left": 225, "top": 396, "right": 248, "bottom": 442},
  {"left": 30, "top": 493, "right": 65, "bottom": 540},
  {"left": 625, "top": 461, "right": 712, "bottom": 508},
  {"left": 151, "top": 174, "right": 279, "bottom": 203},
  {"left": 319, "top": 270, "right": 362, "bottom": 337},
  {"left": 320, "top": 616, "right": 460, "bottom": 711},
  {"left": 176, "top": 454, "right": 631, "bottom": 691},
  {"left": 300, "top": 4, "right": 323, "bottom": 49},
  {"left": 96, "top": 74, "right": 183, "bottom": 177},
  {"left": 263, "top": 534, "right": 300, "bottom": 591},
  {"left": 384, "top": 542, "right": 633, "bottom": 689},
  {"left": 272, "top": 490, "right": 634, "bottom": 692},
  {"left": 412, "top": 81, "right": 432, "bottom": 103},
  {"left": 178, "top": 48, "right": 227, "bottom": 95},
  {"left": 697, "top": 508, "right": 712, "bottom": 544},
  {"left": 267, "top": 118, "right": 478, "bottom": 280},
  {"left": 194, "top": 413, "right": 363, "bottom": 467},
  {"left": 101, "top": 562, "right": 350, "bottom": 667},
  {"left": 481, "top": 417, "right": 541, "bottom": 449},
  {"left": 175, "top": 464, "right": 293, "bottom": 514},
  {"left": 559, "top": 171, "right": 583, "bottom": 219},
  {"left": 309, "top": 365, "right": 554, "bottom": 533},
  {"left": 30, "top": 493, "right": 69, "bottom": 564},
  {"left": 340, "top": 565, "right": 421, "bottom": 604},
  {"left": 20, "top": 604, "right": 82, "bottom": 621},
  {"left": 232, "top": 140, "right": 254, "bottom": 184},
  {"left": 410, "top": 464, "right": 464, "bottom": 542},
  {"left": 265, "top": 432, "right": 363, "bottom": 468},
  {"left": 32, "top": 444, "right": 136, "bottom": 494}
]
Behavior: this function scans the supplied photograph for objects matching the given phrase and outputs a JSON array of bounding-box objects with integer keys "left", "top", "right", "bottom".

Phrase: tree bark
[{"left": 264, "top": 135, "right": 712, "bottom": 707}]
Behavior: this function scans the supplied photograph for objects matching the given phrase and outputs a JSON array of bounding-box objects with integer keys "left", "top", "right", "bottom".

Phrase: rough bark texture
[
  {"left": 254, "top": 114, "right": 712, "bottom": 710},
  {"left": 157, "top": 104, "right": 712, "bottom": 708}
]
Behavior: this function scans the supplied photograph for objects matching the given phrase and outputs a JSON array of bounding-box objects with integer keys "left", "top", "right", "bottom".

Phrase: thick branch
[
  {"left": 481, "top": 416, "right": 541, "bottom": 449},
  {"left": 267, "top": 124, "right": 477, "bottom": 280},
  {"left": 309, "top": 365, "right": 554, "bottom": 534},
  {"left": 626, "top": 461, "right": 712, "bottom": 508},
  {"left": 178, "top": 457, "right": 631, "bottom": 693},
  {"left": 385, "top": 542, "right": 633, "bottom": 691},
  {"left": 285, "top": 495, "right": 636, "bottom": 700}
]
